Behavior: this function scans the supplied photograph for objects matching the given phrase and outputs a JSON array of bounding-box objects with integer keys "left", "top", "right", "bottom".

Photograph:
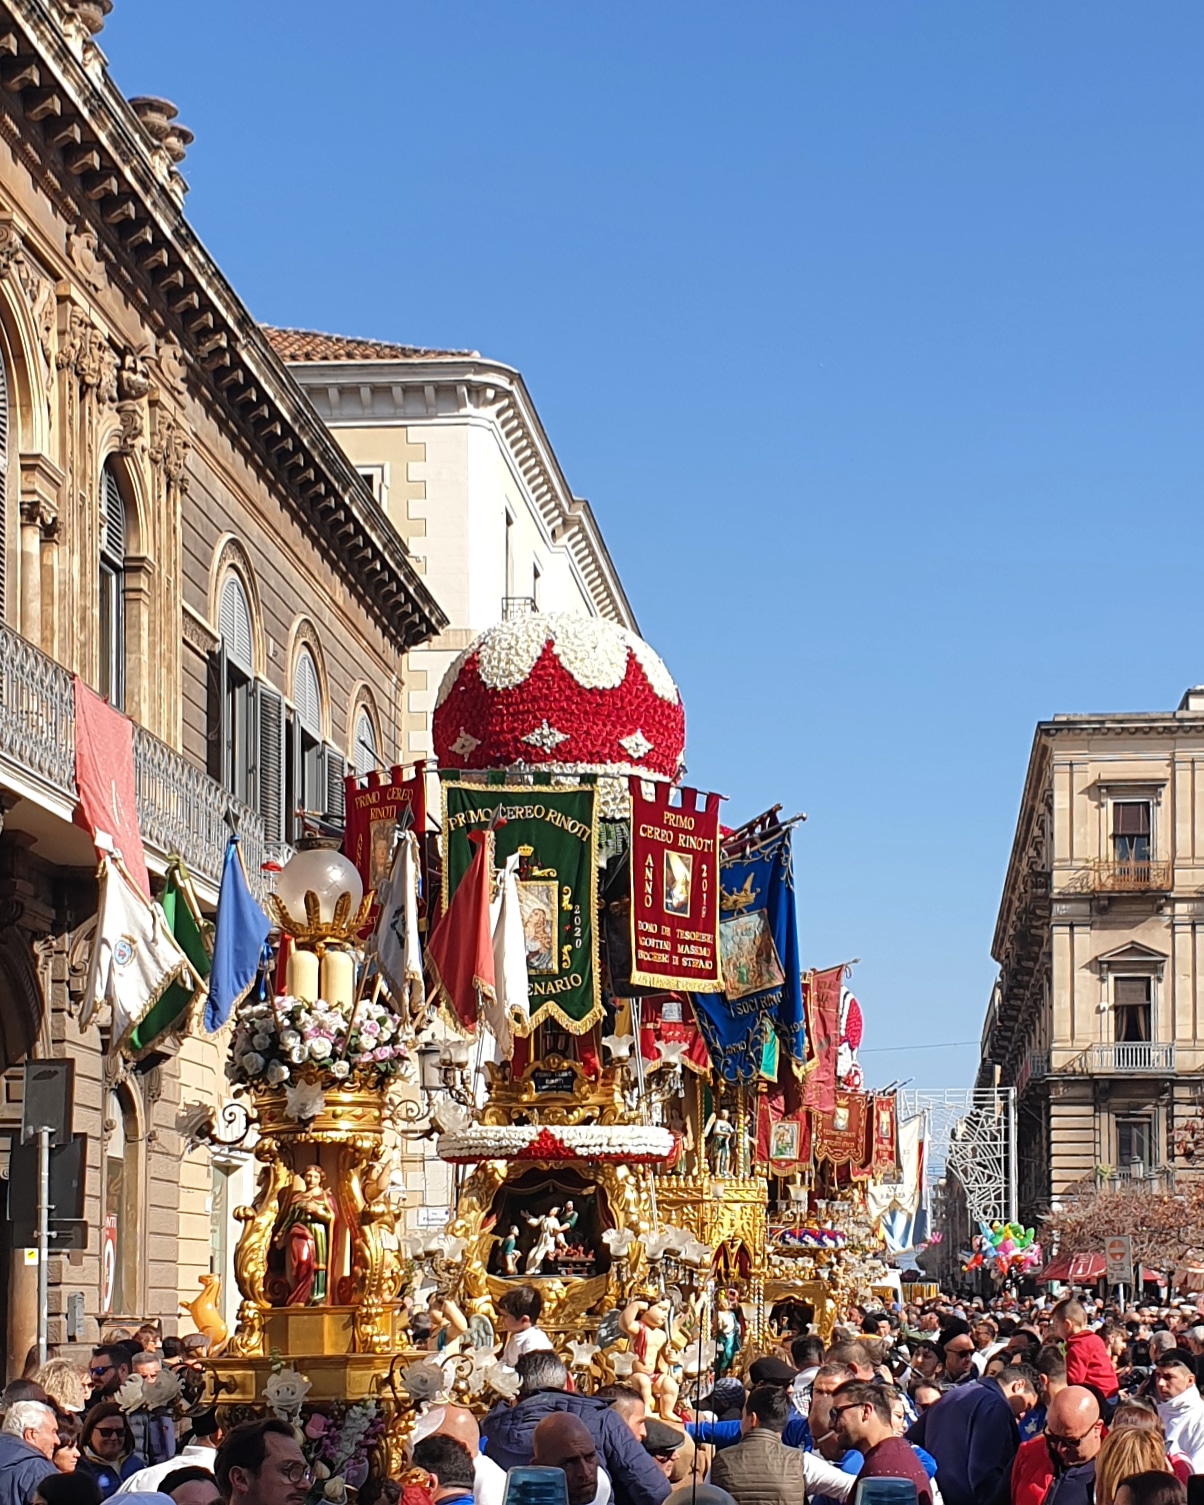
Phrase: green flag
[{"left": 128, "top": 861, "right": 210, "bottom": 1057}]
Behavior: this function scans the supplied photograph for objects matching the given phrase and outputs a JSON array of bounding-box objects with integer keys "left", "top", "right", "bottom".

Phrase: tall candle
[
  {"left": 286, "top": 948, "right": 320, "bottom": 1004},
  {"left": 321, "top": 949, "right": 355, "bottom": 1009}
]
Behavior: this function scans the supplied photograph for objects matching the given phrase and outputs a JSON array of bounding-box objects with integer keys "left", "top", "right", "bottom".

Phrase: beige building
[
  {"left": 979, "top": 684, "right": 1204, "bottom": 1225},
  {"left": 264, "top": 328, "right": 639, "bottom": 766},
  {"left": 0, "top": 1, "right": 443, "bottom": 1368}
]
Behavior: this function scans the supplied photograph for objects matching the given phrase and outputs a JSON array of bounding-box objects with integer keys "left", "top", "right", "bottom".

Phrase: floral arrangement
[
  {"left": 262, "top": 1362, "right": 383, "bottom": 1504},
  {"left": 435, "top": 1122, "right": 676, "bottom": 1164},
  {"left": 227, "top": 993, "right": 409, "bottom": 1092},
  {"left": 432, "top": 612, "right": 686, "bottom": 782}
]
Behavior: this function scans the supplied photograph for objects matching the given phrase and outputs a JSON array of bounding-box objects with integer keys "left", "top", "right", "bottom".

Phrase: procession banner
[
  {"left": 73, "top": 678, "right": 150, "bottom": 899},
  {"left": 627, "top": 780, "right": 723, "bottom": 992},
  {"left": 813, "top": 1090, "right": 872, "bottom": 1178},
  {"left": 755, "top": 1087, "right": 813, "bottom": 1174},
  {"left": 441, "top": 777, "right": 601, "bottom": 1035},
  {"left": 801, "top": 964, "right": 843, "bottom": 1113},
  {"left": 693, "top": 825, "right": 804, "bottom": 1082},
  {"left": 870, "top": 1093, "right": 898, "bottom": 1177},
  {"left": 343, "top": 764, "right": 426, "bottom": 924}
]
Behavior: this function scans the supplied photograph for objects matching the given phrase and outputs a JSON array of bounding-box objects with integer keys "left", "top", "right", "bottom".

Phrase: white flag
[
  {"left": 486, "top": 854, "right": 530, "bottom": 1058},
  {"left": 81, "top": 856, "right": 195, "bottom": 1051},
  {"left": 374, "top": 830, "right": 424, "bottom": 1016}
]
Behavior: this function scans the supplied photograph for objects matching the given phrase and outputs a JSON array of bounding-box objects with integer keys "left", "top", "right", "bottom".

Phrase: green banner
[{"left": 442, "top": 779, "right": 601, "bottom": 1035}]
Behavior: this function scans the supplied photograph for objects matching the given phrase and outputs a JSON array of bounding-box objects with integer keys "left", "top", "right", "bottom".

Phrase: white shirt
[
  {"left": 500, "top": 1324, "right": 555, "bottom": 1368},
  {"left": 802, "top": 1453, "right": 856, "bottom": 1502},
  {"left": 1159, "top": 1386, "right": 1204, "bottom": 1472},
  {"left": 115, "top": 1444, "right": 218, "bottom": 1495},
  {"left": 474, "top": 1452, "right": 508, "bottom": 1505}
]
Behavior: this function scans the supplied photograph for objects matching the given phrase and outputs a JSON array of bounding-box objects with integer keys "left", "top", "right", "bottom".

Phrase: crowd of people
[{"left": 3, "top": 1287, "right": 1204, "bottom": 1505}]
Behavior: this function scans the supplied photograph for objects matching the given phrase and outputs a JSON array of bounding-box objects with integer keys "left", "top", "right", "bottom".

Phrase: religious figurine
[
  {"left": 271, "top": 1165, "right": 336, "bottom": 1306},
  {"left": 426, "top": 1293, "right": 469, "bottom": 1353},
  {"left": 523, "top": 1208, "right": 567, "bottom": 1274},
  {"left": 715, "top": 1289, "right": 741, "bottom": 1376},
  {"left": 619, "top": 1296, "right": 681, "bottom": 1420},
  {"left": 496, "top": 1225, "right": 521, "bottom": 1276},
  {"left": 704, "top": 1108, "right": 736, "bottom": 1178},
  {"left": 554, "top": 1201, "right": 579, "bottom": 1253}
]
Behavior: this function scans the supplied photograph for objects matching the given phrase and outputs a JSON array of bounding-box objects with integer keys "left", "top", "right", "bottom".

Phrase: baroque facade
[
  {"left": 979, "top": 685, "right": 1204, "bottom": 1225},
  {"left": 0, "top": 0, "right": 444, "bottom": 1370}
]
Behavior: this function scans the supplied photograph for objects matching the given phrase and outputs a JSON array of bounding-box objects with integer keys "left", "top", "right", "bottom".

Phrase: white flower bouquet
[{"left": 227, "top": 993, "right": 410, "bottom": 1092}]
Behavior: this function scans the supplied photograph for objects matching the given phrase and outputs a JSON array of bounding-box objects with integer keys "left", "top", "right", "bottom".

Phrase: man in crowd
[
  {"left": 413, "top": 1405, "right": 506, "bottom": 1505},
  {"left": 939, "top": 1326, "right": 980, "bottom": 1387},
  {"left": 87, "top": 1348, "right": 130, "bottom": 1404},
  {"left": 1019, "top": 1346, "right": 1067, "bottom": 1443},
  {"left": 215, "top": 1419, "right": 311, "bottom": 1505},
  {"left": 1010, "top": 1387, "right": 1102, "bottom": 1505},
  {"left": 126, "top": 1349, "right": 176, "bottom": 1467},
  {"left": 1154, "top": 1353, "right": 1204, "bottom": 1472},
  {"left": 971, "top": 1319, "right": 1002, "bottom": 1376},
  {"left": 641, "top": 1422, "right": 688, "bottom": 1484},
  {"left": 532, "top": 1415, "right": 608, "bottom": 1505},
  {"left": 120, "top": 1410, "right": 222, "bottom": 1494},
  {"left": 0, "top": 1403, "right": 57, "bottom": 1505},
  {"left": 907, "top": 1361, "right": 1037, "bottom": 1505},
  {"left": 790, "top": 1337, "right": 825, "bottom": 1417},
  {"left": 829, "top": 1381, "right": 932, "bottom": 1505},
  {"left": 710, "top": 1386, "right": 853, "bottom": 1505},
  {"left": 480, "top": 1350, "right": 668, "bottom": 1505},
  {"left": 160, "top": 1465, "right": 225, "bottom": 1505},
  {"left": 601, "top": 1390, "right": 647, "bottom": 1445},
  {"left": 411, "top": 1437, "right": 478, "bottom": 1505}
]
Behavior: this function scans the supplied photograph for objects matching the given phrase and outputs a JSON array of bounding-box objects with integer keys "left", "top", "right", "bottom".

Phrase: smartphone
[
  {"left": 502, "top": 1467, "right": 570, "bottom": 1505},
  {"left": 853, "top": 1479, "right": 919, "bottom": 1505}
]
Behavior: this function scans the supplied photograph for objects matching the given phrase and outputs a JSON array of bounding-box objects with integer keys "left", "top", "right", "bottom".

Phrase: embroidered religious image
[
  {"left": 368, "top": 818, "right": 397, "bottom": 890},
  {"left": 769, "top": 1119, "right": 800, "bottom": 1162},
  {"left": 663, "top": 850, "right": 693, "bottom": 917},
  {"left": 719, "top": 910, "right": 786, "bottom": 1001},
  {"left": 832, "top": 1103, "right": 850, "bottom": 1133},
  {"left": 518, "top": 880, "right": 558, "bottom": 974}
]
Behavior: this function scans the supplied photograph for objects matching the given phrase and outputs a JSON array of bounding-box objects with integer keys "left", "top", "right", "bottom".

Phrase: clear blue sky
[{"left": 106, "top": 1, "right": 1204, "bottom": 1090}]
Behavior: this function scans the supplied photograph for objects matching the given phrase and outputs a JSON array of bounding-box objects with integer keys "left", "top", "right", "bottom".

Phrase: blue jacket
[
  {"left": 907, "top": 1377, "right": 1018, "bottom": 1505},
  {"left": 686, "top": 1416, "right": 811, "bottom": 1450},
  {"left": 77, "top": 1452, "right": 146, "bottom": 1502},
  {"left": 480, "top": 1390, "right": 669, "bottom": 1505},
  {"left": 0, "top": 1436, "right": 54, "bottom": 1505}
]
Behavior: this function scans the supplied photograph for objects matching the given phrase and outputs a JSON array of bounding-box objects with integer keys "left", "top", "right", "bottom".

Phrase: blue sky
[{"left": 106, "top": 1, "right": 1204, "bottom": 1089}]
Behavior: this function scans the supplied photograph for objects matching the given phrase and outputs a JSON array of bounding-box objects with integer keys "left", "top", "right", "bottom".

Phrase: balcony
[
  {"left": 500, "top": 596, "right": 537, "bottom": 621},
  {"left": 1096, "top": 1166, "right": 1176, "bottom": 1194},
  {"left": 0, "top": 619, "right": 272, "bottom": 898},
  {"left": 1074, "top": 858, "right": 1173, "bottom": 895},
  {"left": 1086, "top": 1041, "right": 1175, "bottom": 1074},
  {"left": 1015, "top": 1050, "right": 1050, "bottom": 1095}
]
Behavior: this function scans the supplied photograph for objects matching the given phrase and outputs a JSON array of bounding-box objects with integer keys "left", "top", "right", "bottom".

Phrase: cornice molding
[
  {"left": 288, "top": 357, "right": 638, "bottom": 632},
  {"left": 1, "top": 0, "right": 447, "bottom": 652}
]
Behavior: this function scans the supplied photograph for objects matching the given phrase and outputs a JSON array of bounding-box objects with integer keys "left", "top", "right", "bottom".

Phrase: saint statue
[
  {"left": 272, "top": 1164, "right": 336, "bottom": 1306},
  {"left": 496, "top": 1225, "right": 521, "bottom": 1276},
  {"left": 704, "top": 1108, "right": 736, "bottom": 1178},
  {"left": 554, "top": 1200, "right": 579, "bottom": 1252},
  {"left": 523, "top": 1207, "right": 567, "bottom": 1274}
]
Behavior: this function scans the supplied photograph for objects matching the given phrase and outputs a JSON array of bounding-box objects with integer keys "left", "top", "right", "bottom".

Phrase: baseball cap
[{"left": 749, "top": 1356, "right": 797, "bottom": 1386}]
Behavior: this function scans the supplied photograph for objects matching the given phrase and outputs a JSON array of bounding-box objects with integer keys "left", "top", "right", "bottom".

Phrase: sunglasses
[
  {"left": 94, "top": 1428, "right": 126, "bottom": 1440},
  {"left": 1047, "top": 1423, "right": 1100, "bottom": 1450},
  {"left": 828, "top": 1402, "right": 870, "bottom": 1421},
  {"left": 89, "top": 1366, "right": 113, "bottom": 1378}
]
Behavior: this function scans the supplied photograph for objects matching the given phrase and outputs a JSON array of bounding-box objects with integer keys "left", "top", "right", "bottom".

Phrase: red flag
[
  {"left": 73, "top": 678, "right": 150, "bottom": 899},
  {"left": 801, "top": 965, "right": 842, "bottom": 1114},
  {"left": 425, "top": 829, "right": 494, "bottom": 1034}
]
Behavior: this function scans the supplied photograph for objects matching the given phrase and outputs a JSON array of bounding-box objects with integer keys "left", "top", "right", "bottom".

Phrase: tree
[{"left": 1040, "top": 1178, "right": 1204, "bottom": 1273}]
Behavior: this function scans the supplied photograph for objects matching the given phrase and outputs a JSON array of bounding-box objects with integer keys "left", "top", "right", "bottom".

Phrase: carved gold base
[
  {"left": 252, "top": 1086, "right": 390, "bottom": 1144},
  {"left": 210, "top": 1352, "right": 404, "bottom": 1406},
  {"left": 228, "top": 1302, "right": 408, "bottom": 1359}
]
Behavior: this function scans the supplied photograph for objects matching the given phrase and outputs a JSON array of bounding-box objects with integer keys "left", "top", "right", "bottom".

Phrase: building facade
[
  {"left": 979, "top": 685, "right": 1204, "bottom": 1226},
  {"left": 0, "top": 0, "right": 444, "bottom": 1369}
]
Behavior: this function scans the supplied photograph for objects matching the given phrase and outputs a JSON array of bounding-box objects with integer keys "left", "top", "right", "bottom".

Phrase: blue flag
[
  {"left": 693, "top": 826, "right": 804, "bottom": 1083},
  {"left": 205, "top": 838, "right": 269, "bottom": 1032}
]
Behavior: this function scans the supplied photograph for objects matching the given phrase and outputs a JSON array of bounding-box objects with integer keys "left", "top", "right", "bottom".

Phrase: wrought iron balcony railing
[
  {"left": 1097, "top": 1166, "right": 1176, "bottom": 1194},
  {"left": 1015, "top": 1050, "right": 1050, "bottom": 1094},
  {"left": 0, "top": 620, "right": 270, "bottom": 895},
  {"left": 501, "top": 596, "right": 537, "bottom": 620},
  {"left": 1087, "top": 1041, "right": 1175, "bottom": 1074},
  {"left": 1080, "top": 858, "right": 1173, "bottom": 894}
]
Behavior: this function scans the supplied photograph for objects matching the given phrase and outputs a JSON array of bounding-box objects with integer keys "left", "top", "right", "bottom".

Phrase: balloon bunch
[{"left": 962, "top": 1221, "right": 1043, "bottom": 1276}]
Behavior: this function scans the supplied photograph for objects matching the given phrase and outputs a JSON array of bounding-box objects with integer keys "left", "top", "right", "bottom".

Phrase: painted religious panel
[{"left": 627, "top": 781, "right": 723, "bottom": 991}]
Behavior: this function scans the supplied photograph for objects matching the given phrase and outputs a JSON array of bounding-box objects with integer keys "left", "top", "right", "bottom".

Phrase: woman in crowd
[
  {"left": 1112, "top": 1474, "right": 1186, "bottom": 1505},
  {"left": 52, "top": 1413, "right": 82, "bottom": 1474},
  {"left": 1094, "top": 1429, "right": 1173, "bottom": 1505},
  {"left": 36, "top": 1363, "right": 88, "bottom": 1416},
  {"left": 75, "top": 1404, "right": 145, "bottom": 1500},
  {"left": 1110, "top": 1399, "right": 1192, "bottom": 1483}
]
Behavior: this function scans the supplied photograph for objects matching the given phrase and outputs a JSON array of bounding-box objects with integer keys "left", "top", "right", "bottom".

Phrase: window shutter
[
  {"left": 294, "top": 649, "right": 321, "bottom": 735},
  {"left": 206, "top": 640, "right": 230, "bottom": 790},
  {"left": 1113, "top": 802, "right": 1151, "bottom": 836},
  {"left": 1114, "top": 976, "right": 1151, "bottom": 1007},
  {"left": 255, "top": 681, "right": 286, "bottom": 845},
  {"left": 218, "top": 576, "right": 254, "bottom": 673},
  {"left": 101, "top": 463, "right": 125, "bottom": 561},
  {"left": 323, "top": 745, "right": 346, "bottom": 826},
  {"left": 353, "top": 711, "right": 377, "bottom": 776}
]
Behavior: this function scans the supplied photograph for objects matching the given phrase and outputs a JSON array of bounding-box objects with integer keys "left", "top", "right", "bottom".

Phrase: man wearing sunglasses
[
  {"left": 1010, "top": 1386, "right": 1102, "bottom": 1505},
  {"left": 87, "top": 1348, "right": 129, "bottom": 1402},
  {"left": 829, "top": 1383, "right": 932, "bottom": 1505}
]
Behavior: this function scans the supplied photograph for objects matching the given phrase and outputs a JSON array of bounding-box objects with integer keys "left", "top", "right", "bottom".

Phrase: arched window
[
  {"left": 353, "top": 708, "right": 378, "bottom": 777},
  {"left": 103, "top": 1088, "right": 140, "bottom": 1317},
  {"left": 212, "top": 574, "right": 255, "bottom": 802},
  {"left": 98, "top": 462, "right": 128, "bottom": 708},
  {"left": 288, "top": 646, "right": 325, "bottom": 837}
]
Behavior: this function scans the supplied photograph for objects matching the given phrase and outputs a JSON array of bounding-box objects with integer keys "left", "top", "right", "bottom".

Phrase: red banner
[
  {"left": 814, "top": 1090, "right": 871, "bottom": 1177},
  {"left": 73, "top": 678, "right": 149, "bottom": 898},
  {"left": 343, "top": 764, "right": 426, "bottom": 922},
  {"left": 801, "top": 965, "right": 842, "bottom": 1113},
  {"left": 627, "top": 780, "right": 722, "bottom": 992},
  {"left": 756, "top": 1087, "right": 813, "bottom": 1174},
  {"left": 638, "top": 993, "right": 712, "bottom": 1074},
  {"left": 871, "top": 1093, "right": 898, "bottom": 1176}
]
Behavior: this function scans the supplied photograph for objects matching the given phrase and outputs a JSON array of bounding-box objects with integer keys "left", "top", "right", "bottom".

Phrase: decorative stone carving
[
  {"left": 128, "top": 96, "right": 194, "bottom": 165},
  {"left": 153, "top": 335, "right": 187, "bottom": 395},
  {"left": 116, "top": 399, "right": 143, "bottom": 453},
  {"left": 0, "top": 221, "right": 23, "bottom": 278},
  {"left": 67, "top": 222, "right": 104, "bottom": 291},
  {"left": 62, "top": 0, "right": 112, "bottom": 34},
  {"left": 150, "top": 414, "right": 190, "bottom": 492},
  {"left": 117, "top": 350, "right": 151, "bottom": 402}
]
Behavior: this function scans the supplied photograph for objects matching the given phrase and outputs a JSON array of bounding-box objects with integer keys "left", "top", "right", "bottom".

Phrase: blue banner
[
  {"left": 693, "top": 827, "right": 804, "bottom": 1083},
  {"left": 205, "top": 838, "right": 269, "bottom": 1032}
]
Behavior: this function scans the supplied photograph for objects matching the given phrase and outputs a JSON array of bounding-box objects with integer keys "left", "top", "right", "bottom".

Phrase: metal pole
[
  {"left": 1006, "top": 1087, "right": 1018, "bottom": 1226},
  {"left": 36, "top": 1125, "right": 49, "bottom": 1365}
]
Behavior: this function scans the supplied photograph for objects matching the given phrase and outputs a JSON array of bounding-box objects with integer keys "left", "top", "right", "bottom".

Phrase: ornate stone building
[
  {"left": 0, "top": 0, "right": 444, "bottom": 1369},
  {"left": 979, "top": 685, "right": 1204, "bottom": 1226}
]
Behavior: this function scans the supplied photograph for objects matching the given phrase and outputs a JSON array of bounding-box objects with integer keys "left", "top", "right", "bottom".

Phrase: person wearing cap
[
  {"left": 1154, "top": 1354, "right": 1204, "bottom": 1472},
  {"left": 710, "top": 1387, "right": 855, "bottom": 1505},
  {"left": 688, "top": 1360, "right": 810, "bottom": 1451},
  {"left": 641, "top": 1422, "right": 687, "bottom": 1482}
]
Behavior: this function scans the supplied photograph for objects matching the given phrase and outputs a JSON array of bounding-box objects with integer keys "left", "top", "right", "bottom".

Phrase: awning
[{"left": 1037, "top": 1252, "right": 1162, "bottom": 1284}]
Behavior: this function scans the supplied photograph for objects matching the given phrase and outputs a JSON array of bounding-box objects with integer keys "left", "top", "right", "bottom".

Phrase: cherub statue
[
  {"left": 618, "top": 1296, "right": 680, "bottom": 1419},
  {"left": 496, "top": 1225, "right": 521, "bottom": 1276}
]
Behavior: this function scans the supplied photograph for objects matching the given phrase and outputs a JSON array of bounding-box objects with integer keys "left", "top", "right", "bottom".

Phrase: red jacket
[
  {"left": 1064, "top": 1328, "right": 1119, "bottom": 1400},
  {"left": 1011, "top": 1435, "right": 1054, "bottom": 1505}
]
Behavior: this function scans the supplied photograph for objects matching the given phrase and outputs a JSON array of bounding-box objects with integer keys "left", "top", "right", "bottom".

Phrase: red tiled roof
[{"left": 263, "top": 326, "right": 476, "bottom": 363}]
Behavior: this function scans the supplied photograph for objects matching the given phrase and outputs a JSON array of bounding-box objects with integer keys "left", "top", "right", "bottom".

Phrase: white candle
[
  {"left": 286, "top": 948, "right": 320, "bottom": 1004},
  {"left": 321, "top": 949, "right": 355, "bottom": 1009}
]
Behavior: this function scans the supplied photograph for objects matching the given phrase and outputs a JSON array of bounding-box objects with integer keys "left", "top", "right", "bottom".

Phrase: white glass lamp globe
[{"left": 275, "top": 847, "right": 364, "bottom": 928}]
